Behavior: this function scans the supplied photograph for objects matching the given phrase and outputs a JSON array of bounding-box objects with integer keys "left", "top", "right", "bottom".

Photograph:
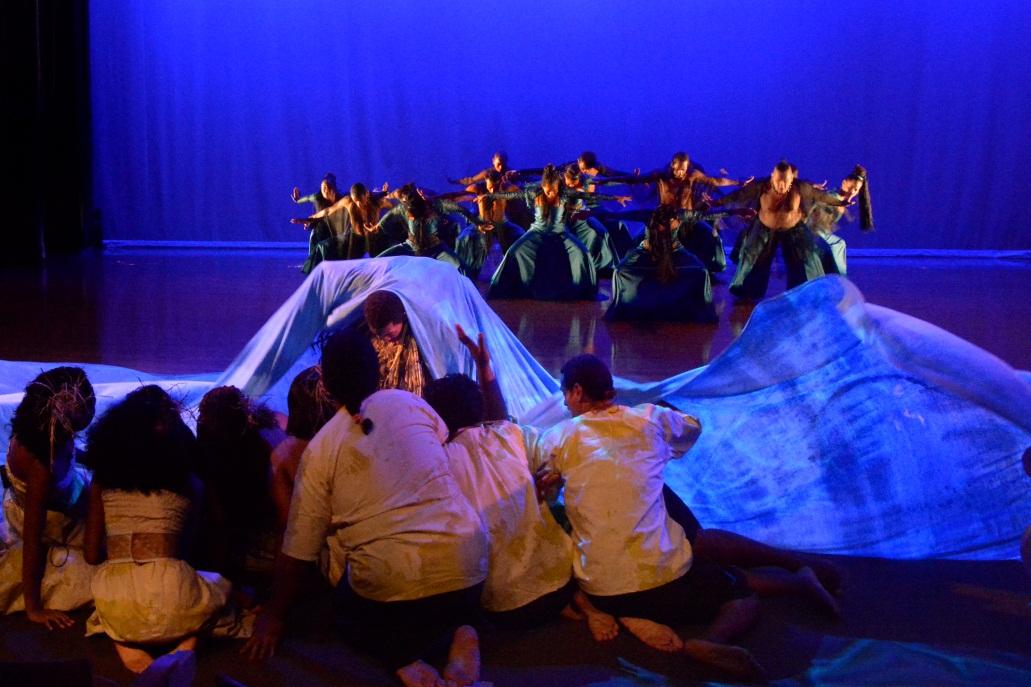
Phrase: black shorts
[
  {"left": 586, "top": 557, "right": 751, "bottom": 626},
  {"left": 663, "top": 483, "right": 702, "bottom": 543},
  {"left": 485, "top": 577, "right": 577, "bottom": 630}
]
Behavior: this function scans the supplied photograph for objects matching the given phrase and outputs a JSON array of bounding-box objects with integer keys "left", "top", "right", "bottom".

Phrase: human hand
[
  {"left": 365, "top": 222, "right": 379, "bottom": 233},
  {"left": 534, "top": 465, "right": 564, "bottom": 502},
  {"left": 241, "top": 612, "right": 285, "bottom": 660},
  {"left": 741, "top": 176, "right": 755, "bottom": 186},
  {"left": 290, "top": 218, "right": 313, "bottom": 227},
  {"left": 381, "top": 182, "right": 389, "bottom": 192},
  {"left": 813, "top": 180, "right": 828, "bottom": 190},
  {"left": 455, "top": 324, "right": 491, "bottom": 371},
  {"left": 617, "top": 196, "right": 632, "bottom": 207},
  {"left": 27, "top": 608, "right": 75, "bottom": 630},
  {"left": 291, "top": 187, "right": 301, "bottom": 202}
]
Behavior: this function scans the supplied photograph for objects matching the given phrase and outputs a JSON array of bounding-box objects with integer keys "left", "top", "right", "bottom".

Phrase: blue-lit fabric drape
[
  {"left": 3, "top": 259, "right": 1029, "bottom": 559},
  {"left": 90, "top": 2, "right": 1031, "bottom": 249}
]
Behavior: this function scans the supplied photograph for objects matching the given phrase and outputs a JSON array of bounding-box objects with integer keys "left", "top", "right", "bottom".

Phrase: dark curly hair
[
  {"left": 286, "top": 366, "right": 339, "bottom": 440},
  {"left": 10, "top": 367, "right": 95, "bottom": 465},
  {"left": 321, "top": 328, "right": 380, "bottom": 415},
  {"left": 82, "top": 385, "right": 195, "bottom": 495},
  {"left": 423, "top": 374, "right": 484, "bottom": 438}
]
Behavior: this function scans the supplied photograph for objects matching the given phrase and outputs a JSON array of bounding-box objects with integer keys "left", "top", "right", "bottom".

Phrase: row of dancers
[
  {"left": 291, "top": 151, "right": 873, "bottom": 319},
  {"left": 2, "top": 292, "right": 845, "bottom": 685}
]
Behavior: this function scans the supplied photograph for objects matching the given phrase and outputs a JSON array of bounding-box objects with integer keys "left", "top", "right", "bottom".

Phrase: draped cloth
[{"left": 2, "top": 258, "right": 1029, "bottom": 560}]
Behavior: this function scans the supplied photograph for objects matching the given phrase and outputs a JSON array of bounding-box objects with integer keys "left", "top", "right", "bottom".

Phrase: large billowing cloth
[{"left": 1, "top": 258, "right": 1029, "bottom": 560}]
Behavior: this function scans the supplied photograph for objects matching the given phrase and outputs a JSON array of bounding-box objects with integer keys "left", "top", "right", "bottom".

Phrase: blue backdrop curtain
[{"left": 89, "top": 1, "right": 1031, "bottom": 249}]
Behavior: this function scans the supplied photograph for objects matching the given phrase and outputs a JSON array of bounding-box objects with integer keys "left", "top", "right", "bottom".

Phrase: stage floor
[
  {"left": 1, "top": 248, "right": 1029, "bottom": 377},
  {"left": 1, "top": 248, "right": 1030, "bottom": 686}
]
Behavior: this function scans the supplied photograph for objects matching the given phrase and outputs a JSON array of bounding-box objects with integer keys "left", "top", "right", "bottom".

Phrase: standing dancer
[
  {"left": 484, "top": 165, "right": 630, "bottom": 301},
  {"left": 291, "top": 173, "right": 347, "bottom": 273},
  {"left": 454, "top": 170, "right": 526, "bottom": 281},
  {"left": 807, "top": 165, "right": 874, "bottom": 275},
  {"left": 293, "top": 183, "right": 401, "bottom": 260},
  {"left": 374, "top": 184, "right": 490, "bottom": 277},
  {"left": 721, "top": 161, "right": 848, "bottom": 299},
  {"left": 596, "top": 152, "right": 752, "bottom": 273}
]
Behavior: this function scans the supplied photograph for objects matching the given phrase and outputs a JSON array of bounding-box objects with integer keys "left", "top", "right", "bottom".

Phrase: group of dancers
[
  {"left": 2, "top": 290, "right": 847, "bottom": 686},
  {"left": 293, "top": 151, "right": 873, "bottom": 319}
]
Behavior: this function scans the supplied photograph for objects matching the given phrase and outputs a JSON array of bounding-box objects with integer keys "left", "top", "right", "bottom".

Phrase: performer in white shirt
[
  {"left": 423, "top": 326, "right": 579, "bottom": 628},
  {"left": 244, "top": 329, "right": 488, "bottom": 687},
  {"left": 536, "top": 354, "right": 836, "bottom": 681}
]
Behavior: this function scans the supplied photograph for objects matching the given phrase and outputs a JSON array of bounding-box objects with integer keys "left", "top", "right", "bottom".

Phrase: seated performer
[
  {"left": 0, "top": 367, "right": 96, "bottom": 626},
  {"left": 196, "top": 386, "right": 286, "bottom": 582},
  {"left": 423, "top": 326, "right": 579, "bottom": 629},
  {"left": 722, "top": 161, "right": 848, "bottom": 300},
  {"left": 243, "top": 330, "right": 488, "bottom": 687},
  {"left": 485, "top": 164, "right": 630, "bottom": 301},
  {"left": 535, "top": 354, "right": 766, "bottom": 680},
  {"left": 449, "top": 150, "right": 533, "bottom": 229},
  {"left": 291, "top": 173, "right": 348, "bottom": 273},
  {"left": 607, "top": 206, "right": 719, "bottom": 323},
  {"left": 562, "top": 165, "right": 618, "bottom": 272},
  {"left": 807, "top": 165, "right": 874, "bottom": 275},
  {"left": 374, "top": 184, "right": 488, "bottom": 276},
  {"left": 83, "top": 385, "right": 231, "bottom": 674},
  {"left": 595, "top": 152, "right": 752, "bottom": 273},
  {"left": 268, "top": 366, "right": 339, "bottom": 533},
  {"left": 454, "top": 170, "right": 526, "bottom": 280}
]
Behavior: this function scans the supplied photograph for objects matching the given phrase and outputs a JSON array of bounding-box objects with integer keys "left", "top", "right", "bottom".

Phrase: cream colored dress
[
  {"left": 0, "top": 459, "right": 94, "bottom": 613},
  {"left": 86, "top": 489, "right": 230, "bottom": 643}
]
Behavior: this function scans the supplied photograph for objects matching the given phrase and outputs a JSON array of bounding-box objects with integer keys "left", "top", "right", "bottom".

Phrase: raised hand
[
  {"left": 380, "top": 182, "right": 389, "bottom": 192},
  {"left": 455, "top": 324, "right": 490, "bottom": 371},
  {"left": 290, "top": 187, "right": 301, "bottom": 202},
  {"left": 741, "top": 176, "right": 755, "bottom": 186}
]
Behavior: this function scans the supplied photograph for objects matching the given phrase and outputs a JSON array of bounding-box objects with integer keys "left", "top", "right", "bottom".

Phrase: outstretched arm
[
  {"left": 566, "top": 190, "right": 632, "bottom": 207},
  {"left": 456, "top": 324, "right": 507, "bottom": 422},
  {"left": 293, "top": 196, "right": 350, "bottom": 225},
  {"left": 690, "top": 169, "right": 754, "bottom": 188},
  {"left": 435, "top": 199, "right": 486, "bottom": 226},
  {"left": 714, "top": 181, "right": 764, "bottom": 208}
]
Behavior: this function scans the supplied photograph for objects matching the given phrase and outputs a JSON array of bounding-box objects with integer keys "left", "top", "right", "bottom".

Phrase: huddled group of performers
[{"left": 292, "top": 151, "right": 873, "bottom": 319}]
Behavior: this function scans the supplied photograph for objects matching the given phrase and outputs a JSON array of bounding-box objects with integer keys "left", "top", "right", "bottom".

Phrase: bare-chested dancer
[
  {"left": 291, "top": 173, "right": 346, "bottom": 273},
  {"left": 292, "top": 182, "right": 402, "bottom": 259},
  {"left": 453, "top": 170, "right": 526, "bottom": 280},
  {"left": 596, "top": 152, "right": 752, "bottom": 272},
  {"left": 720, "top": 161, "right": 848, "bottom": 299}
]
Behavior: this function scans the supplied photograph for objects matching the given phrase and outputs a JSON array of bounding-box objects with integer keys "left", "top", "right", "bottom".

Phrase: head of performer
[
  {"left": 563, "top": 164, "right": 583, "bottom": 189},
  {"left": 560, "top": 354, "right": 616, "bottom": 417},
  {"left": 842, "top": 164, "right": 874, "bottom": 232},
  {"left": 285, "top": 366, "right": 339, "bottom": 440},
  {"left": 349, "top": 182, "right": 369, "bottom": 206},
  {"left": 484, "top": 169, "right": 503, "bottom": 193},
  {"left": 540, "top": 164, "right": 562, "bottom": 202},
  {"left": 577, "top": 151, "right": 598, "bottom": 173},
  {"left": 320, "top": 173, "right": 339, "bottom": 203},
  {"left": 771, "top": 160, "right": 798, "bottom": 194},
  {"left": 363, "top": 290, "right": 407, "bottom": 344},
  {"left": 321, "top": 329, "right": 380, "bottom": 419},
  {"left": 670, "top": 152, "right": 691, "bottom": 180},
  {"left": 423, "top": 373, "right": 484, "bottom": 439},
  {"left": 396, "top": 183, "right": 430, "bottom": 220},
  {"left": 11, "top": 366, "right": 95, "bottom": 465},
  {"left": 84, "top": 385, "right": 195, "bottom": 495},
  {"left": 646, "top": 205, "right": 679, "bottom": 284},
  {"left": 491, "top": 151, "right": 508, "bottom": 173}
]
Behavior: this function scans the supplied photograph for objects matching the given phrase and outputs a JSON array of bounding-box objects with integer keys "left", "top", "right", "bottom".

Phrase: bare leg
[
  {"left": 741, "top": 567, "right": 840, "bottom": 615},
  {"left": 682, "top": 595, "right": 765, "bottom": 681},
  {"left": 573, "top": 590, "right": 619, "bottom": 641},
  {"left": 695, "top": 529, "right": 843, "bottom": 594},
  {"left": 114, "top": 642, "right": 154, "bottom": 674},
  {"left": 173, "top": 635, "right": 198, "bottom": 653},
  {"left": 442, "top": 625, "right": 479, "bottom": 687},
  {"left": 619, "top": 617, "right": 684, "bottom": 652},
  {"left": 396, "top": 660, "right": 446, "bottom": 687}
]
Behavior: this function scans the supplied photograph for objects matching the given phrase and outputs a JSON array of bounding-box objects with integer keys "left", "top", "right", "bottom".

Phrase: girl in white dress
[{"left": 82, "top": 385, "right": 230, "bottom": 673}]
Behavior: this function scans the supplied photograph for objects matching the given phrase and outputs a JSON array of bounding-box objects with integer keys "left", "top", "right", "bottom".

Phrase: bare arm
[
  {"left": 455, "top": 324, "right": 507, "bottom": 422},
  {"left": 83, "top": 481, "right": 105, "bottom": 565},
  {"left": 690, "top": 169, "right": 752, "bottom": 188}
]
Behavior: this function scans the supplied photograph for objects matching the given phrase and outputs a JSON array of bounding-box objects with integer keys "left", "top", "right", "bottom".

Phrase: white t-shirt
[
  {"left": 535, "top": 403, "right": 701, "bottom": 596},
  {"left": 282, "top": 389, "right": 487, "bottom": 602},
  {"left": 445, "top": 421, "right": 572, "bottom": 612}
]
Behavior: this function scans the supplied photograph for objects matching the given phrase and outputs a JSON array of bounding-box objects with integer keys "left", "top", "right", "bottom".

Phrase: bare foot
[
  {"left": 573, "top": 591, "right": 618, "bottom": 642},
  {"left": 683, "top": 639, "right": 766, "bottom": 681},
  {"left": 559, "top": 603, "right": 583, "bottom": 621},
  {"left": 114, "top": 642, "right": 154, "bottom": 674},
  {"left": 443, "top": 625, "right": 480, "bottom": 686},
  {"left": 801, "top": 556, "right": 844, "bottom": 595},
  {"left": 798, "top": 566, "right": 841, "bottom": 616},
  {"left": 619, "top": 617, "right": 684, "bottom": 652},
  {"left": 396, "top": 659, "right": 445, "bottom": 687}
]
